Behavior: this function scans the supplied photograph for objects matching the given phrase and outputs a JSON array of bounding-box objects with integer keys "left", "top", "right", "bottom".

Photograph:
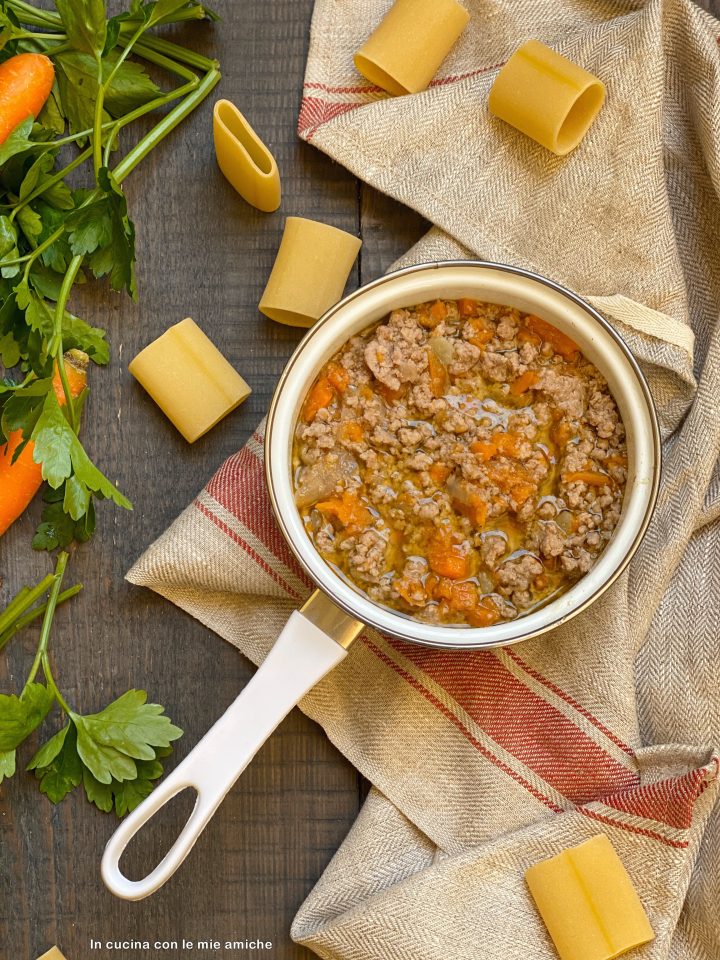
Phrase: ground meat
[
  {"left": 347, "top": 529, "right": 388, "bottom": 583},
  {"left": 496, "top": 554, "right": 544, "bottom": 608},
  {"left": 294, "top": 298, "right": 627, "bottom": 627},
  {"left": 537, "top": 369, "right": 585, "bottom": 418},
  {"left": 364, "top": 309, "right": 428, "bottom": 390}
]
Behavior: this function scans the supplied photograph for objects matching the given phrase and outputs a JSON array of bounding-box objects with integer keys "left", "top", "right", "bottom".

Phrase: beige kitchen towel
[{"left": 127, "top": 0, "right": 720, "bottom": 956}]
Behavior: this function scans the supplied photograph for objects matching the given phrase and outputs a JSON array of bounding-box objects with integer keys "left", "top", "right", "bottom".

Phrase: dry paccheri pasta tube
[
  {"left": 36, "top": 949, "right": 68, "bottom": 960},
  {"left": 525, "top": 834, "right": 655, "bottom": 960},
  {"left": 354, "top": 0, "right": 470, "bottom": 96},
  {"left": 129, "top": 318, "right": 251, "bottom": 443},
  {"left": 213, "top": 99, "right": 281, "bottom": 212},
  {"left": 259, "top": 217, "right": 362, "bottom": 328},
  {"left": 488, "top": 39, "right": 606, "bottom": 155}
]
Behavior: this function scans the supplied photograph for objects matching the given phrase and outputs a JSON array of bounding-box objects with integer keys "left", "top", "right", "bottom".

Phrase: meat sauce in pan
[{"left": 292, "top": 298, "right": 627, "bottom": 627}]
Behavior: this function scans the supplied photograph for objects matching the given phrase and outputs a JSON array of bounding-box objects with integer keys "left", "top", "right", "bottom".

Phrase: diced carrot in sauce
[
  {"left": 511, "top": 482, "right": 536, "bottom": 505},
  {"left": 470, "top": 440, "right": 497, "bottom": 461},
  {"left": 561, "top": 470, "right": 612, "bottom": 487},
  {"left": 466, "top": 599, "right": 500, "bottom": 627},
  {"left": 377, "top": 381, "right": 407, "bottom": 403},
  {"left": 552, "top": 421, "right": 574, "bottom": 446},
  {"left": 471, "top": 432, "right": 521, "bottom": 461},
  {"left": 340, "top": 421, "right": 364, "bottom": 443},
  {"left": 316, "top": 490, "right": 371, "bottom": 529},
  {"left": 465, "top": 316, "right": 493, "bottom": 347},
  {"left": 524, "top": 315, "right": 580, "bottom": 361},
  {"left": 427, "top": 533, "right": 470, "bottom": 580},
  {"left": 495, "top": 432, "right": 521, "bottom": 457},
  {"left": 427, "top": 349, "right": 449, "bottom": 398},
  {"left": 447, "top": 580, "right": 478, "bottom": 613},
  {"left": 326, "top": 362, "right": 350, "bottom": 393},
  {"left": 429, "top": 463, "right": 452, "bottom": 485},
  {"left": 395, "top": 578, "right": 427, "bottom": 607},
  {"left": 517, "top": 327, "right": 542, "bottom": 347},
  {"left": 302, "top": 377, "right": 334, "bottom": 422},
  {"left": 458, "top": 298, "right": 478, "bottom": 316},
  {"left": 452, "top": 495, "right": 488, "bottom": 528},
  {"left": 510, "top": 370, "right": 540, "bottom": 396},
  {"left": 431, "top": 299, "right": 448, "bottom": 322}
]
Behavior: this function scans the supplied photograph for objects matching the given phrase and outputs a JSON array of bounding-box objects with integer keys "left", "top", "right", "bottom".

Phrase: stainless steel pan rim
[{"left": 265, "top": 260, "right": 662, "bottom": 650}]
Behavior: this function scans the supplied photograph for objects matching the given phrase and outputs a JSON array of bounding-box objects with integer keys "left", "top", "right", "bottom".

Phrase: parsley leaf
[
  {"left": 88, "top": 168, "right": 136, "bottom": 297},
  {"left": 0, "top": 683, "right": 55, "bottom": 752},
  {"left": 72, "top": 690, "right": 181, "bottom": 784},
  {"left": 31, "top": 388, "right": 132, "bottom": 508},
  {"left": 0, "top": 117, "right": 35, "bottom": 165},
  {"left": 0, "top": 750, "right": 16, "bottom": 784},
  {"left": 55, "top": 0, "right": 107, "bottom": 58},
  {"left": 84, "top": 753, "right": 165, "bottom": 816},
  {"left": 32, "top": 488, "right": 96, "bottom": 551},
  {"left": 28, "top": 723, "right": 83, "bottom": 803}
]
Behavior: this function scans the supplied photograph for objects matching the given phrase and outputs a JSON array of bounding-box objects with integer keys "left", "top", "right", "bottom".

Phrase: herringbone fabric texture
[{"left": 127, "top": 0, "right": 720, "bottom": 956}]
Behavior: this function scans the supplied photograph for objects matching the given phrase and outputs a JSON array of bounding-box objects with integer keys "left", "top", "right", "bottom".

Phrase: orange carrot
[
  {"left": 458, "top": 298, "right": 478, "bottom": 317},
  {"left": 340, "top": 421, "right": 364, "bottom": 443},
  {"left": 326, "top": 362, "right": 349, "bottom": 393},
  {"left": 427, "top": 349, "right": 448, "bottom": 398},
  {"left": 302, "top": 376, "right": 334, "bottom": 422},
  {"left": 427, "top": 532, "right": 470, "bottom": 580},
  {"left": 428, "top": 463, "right": 452, "bottom": 486},
  {"left": 465, "top": 316, "right": 493, "bottom": 347},
  {"left": 524, "top": 315, "right": 580, "bottom": 361},
  {"left": 316, "top": 490, "right": 371, "bottom": 530},
  {"left": 466, "top": 599, "right": 500, "bottom": 627},
  {"left": 0, "top": 54, "right": 55, "bottom": 146},
  {"left": 377, "top": 381, "right": 406, "bottom": 404},
  {"left": 510, "top": 370, "right": 539, "bottom": 396},
  {"left": 470, "top": 432, "right": 521, "bottom": 461},
  {"left": 470, "top": 439, "right": 497, "bottom": 461},
  {"left": 561, "top": 470, "right": 612, "bottom": 487},
  {"left": 0, "top": 352, "right": 87, "bottom": 536},
  {"left": 552, "top": 421, "right": 574, "bottom": 447}
]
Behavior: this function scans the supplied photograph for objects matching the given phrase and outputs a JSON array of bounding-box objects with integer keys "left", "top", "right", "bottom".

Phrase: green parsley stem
[
  {"left": 0, "top": 585, "right": 82, "bottom": 654},
  {"left": 132, "top": 40, "right": 199, "bottom": 82},
  {"left": 5, "top": 0, "right": 58, "bottom": 29},
  {"left": 135, "top": 34, "right": 219, "bottom": 73},
  {"left": 0, "top": 575, "right": 55, "bottom": 636},
  {"left": 25, "top": 551, "right": 67, "bottom": 691},
  {"left": 11, "top": 147, "right": 92, "bottom": 222},
  {"left": 113, "top": 66, "right": 220, "bottom": 183},
  {"left": 53, "top": 255, "right": 84, "bottom": 427}
]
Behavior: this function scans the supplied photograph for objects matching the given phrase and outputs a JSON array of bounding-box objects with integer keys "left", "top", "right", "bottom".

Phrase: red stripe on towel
[
  {"left": 387, "top": 639, "right": 639, "bottom": 805},
  {"left": 602, "top": 761, "right": 717, "bottom": 830},
  {"left": 503, "top": 647, "right": 635, "bottom": 757},
  {"left": 364, "top": 636, "right": 564, "bottom": 813},
  {"left": 194, "top": 498, "right": 303, "bottom": 600},
  {"left": 205, "top": 447, "right": 310, "bottom": 588}
]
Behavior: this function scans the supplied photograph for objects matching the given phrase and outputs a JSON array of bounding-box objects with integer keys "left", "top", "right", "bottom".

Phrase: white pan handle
[{"left": 101, "top": 602, "right": 357, "bottom": 900}]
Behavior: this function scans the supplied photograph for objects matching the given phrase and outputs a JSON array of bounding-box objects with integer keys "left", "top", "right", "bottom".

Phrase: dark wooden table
[
  {"left": 0, "top": 3, "right": 427, "bottom": 958},
  {"left": 2, "top": 0, "right": 719, "bottom": 957}
]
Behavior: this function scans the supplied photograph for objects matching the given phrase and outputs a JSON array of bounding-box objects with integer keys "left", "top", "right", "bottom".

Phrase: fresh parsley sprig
[
  {"left": 0, "top": 553, "right": 183, "bottom": 816},
  {"left": 0, "top": 0, "right": 220, "bottom": 547}
]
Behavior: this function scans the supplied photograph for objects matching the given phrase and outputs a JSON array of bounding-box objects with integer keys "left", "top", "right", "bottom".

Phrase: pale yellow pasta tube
[
  {"left": 488, "top": 40, "right": 606, "bottom": 155},
  {"left": 129, "top": 318, "right": 251, "bottom": 443},
  {"left": 259, "top": 217, "right": 362, "bottom": 328},
  {"left": 213, "top": 99, "right": 281, "bottom": 212},
  {"left": 354, "top": 0, "right": 470, "bottom": 96},
  {"left": 36, "top": 949, "right": 68, "bottom": 960},
  {"left": 525, "top": 834, "right": 654, "bottom": 960}
]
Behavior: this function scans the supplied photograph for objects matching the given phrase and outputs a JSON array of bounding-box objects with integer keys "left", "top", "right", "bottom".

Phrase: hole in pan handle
[{"left": 101, "top": 594, "right": 363, "bottom": 900}]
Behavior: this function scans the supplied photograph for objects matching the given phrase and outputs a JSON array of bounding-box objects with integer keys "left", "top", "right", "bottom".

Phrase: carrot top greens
[{"left": 0, "top": 0, "right": 221, "bottom": 815}]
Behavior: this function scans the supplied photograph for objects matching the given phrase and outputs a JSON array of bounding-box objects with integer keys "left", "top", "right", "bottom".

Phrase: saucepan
[{"left": 102, "top": 261, "right": 661, "bottom": 900}]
